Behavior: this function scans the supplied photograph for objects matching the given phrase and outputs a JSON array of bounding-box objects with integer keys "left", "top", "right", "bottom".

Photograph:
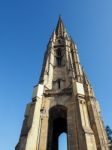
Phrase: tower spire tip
[{"left": 55, "top": 15, "right": 65, "bottom": 35}]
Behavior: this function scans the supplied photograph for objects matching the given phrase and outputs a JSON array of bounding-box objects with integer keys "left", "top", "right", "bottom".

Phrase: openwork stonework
[{"left": 15, "top": 17, "right": 109, "bottom": 150}]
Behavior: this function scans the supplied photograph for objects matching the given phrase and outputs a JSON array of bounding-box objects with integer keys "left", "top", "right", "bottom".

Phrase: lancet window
[{"left": 56, "top": 48, "right": 62, "bottom": 66}]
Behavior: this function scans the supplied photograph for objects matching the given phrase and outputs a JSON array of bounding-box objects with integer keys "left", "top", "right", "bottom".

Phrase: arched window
[
  {"left": 59, "top": 132, "right": 67, "bottom": 150},
  {"left": 47, "top": 105, "right": 67, "bottom": 150},
  {"left": 56, "top": 49, "right": 62, "bottom": 66}
]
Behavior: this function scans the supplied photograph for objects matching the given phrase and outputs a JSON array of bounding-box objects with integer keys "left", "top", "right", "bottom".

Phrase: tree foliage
[{"left": 106, "top": 126, "right": 112, "bottom": 144}]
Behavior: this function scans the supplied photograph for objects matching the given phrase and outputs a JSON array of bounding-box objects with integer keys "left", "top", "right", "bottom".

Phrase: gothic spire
[
  {"left": 55, "top": 16, "right": 65, "bottom": 36},
  {"left": 16, "top": 17, "right": 109, "bottom": 150}
]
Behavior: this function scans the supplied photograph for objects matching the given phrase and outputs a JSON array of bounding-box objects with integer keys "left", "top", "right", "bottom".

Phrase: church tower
[{"left": 15, "top": 17, "right": 109, "bottom": 150}]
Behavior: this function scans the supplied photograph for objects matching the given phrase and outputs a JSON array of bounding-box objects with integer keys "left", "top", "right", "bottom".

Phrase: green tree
[{"left": 106, "top": 126, "right": 112, "bottom": 145}]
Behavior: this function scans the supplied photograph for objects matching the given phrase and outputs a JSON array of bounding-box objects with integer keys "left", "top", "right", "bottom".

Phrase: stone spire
[
  {"left": 15, "top": 17, "right": 109, "bottom": 150},
  {"left": 55, "top": 16, "right": 65, "bottom": 36}
]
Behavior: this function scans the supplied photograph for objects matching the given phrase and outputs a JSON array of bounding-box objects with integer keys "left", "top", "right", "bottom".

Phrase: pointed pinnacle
[{"left": 55, "top": 16, "right": 65, "bottom": 35}]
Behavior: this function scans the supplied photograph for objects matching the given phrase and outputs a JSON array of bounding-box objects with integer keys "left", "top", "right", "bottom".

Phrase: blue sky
[{"left": 0, "top": 0, "right": 112, "bottom": 150}]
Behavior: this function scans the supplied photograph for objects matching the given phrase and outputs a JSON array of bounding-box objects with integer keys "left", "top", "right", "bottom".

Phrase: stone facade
[{"left": 15, "top": 16, "right": 109, "bottom": 150}]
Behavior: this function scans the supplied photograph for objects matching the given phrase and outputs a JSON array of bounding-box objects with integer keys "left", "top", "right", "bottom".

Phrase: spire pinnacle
[{"left": 55, "top": 16, "right": 65, "bottom": 35}]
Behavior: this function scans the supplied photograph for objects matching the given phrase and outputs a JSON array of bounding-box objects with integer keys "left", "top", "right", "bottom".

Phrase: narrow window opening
[
  {"left": 57, "top": 49, "right": 62, "bottom": 56},
  {"left": 57, "top": 79, "right": 61, "bottom": 89},
  {"left": 56, "top": 57, "right": 62, "bottom": 66},
  {"left": 58, "top": 39, "right": 61, "bottom": 44},
  {"left": 56, "top": 49, "right": 62, "bottom": 66},
  {"left": 59, "top": 132, "right": 67, "bottom": 150}
]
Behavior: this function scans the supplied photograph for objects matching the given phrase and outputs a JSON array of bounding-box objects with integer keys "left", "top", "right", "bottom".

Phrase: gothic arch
[{"left": 47, "top": 105, "right": 67, "bottom": 150}]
